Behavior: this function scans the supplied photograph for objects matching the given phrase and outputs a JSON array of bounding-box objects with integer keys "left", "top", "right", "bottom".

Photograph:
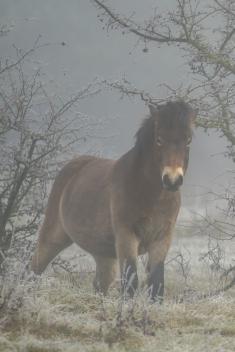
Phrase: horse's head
[{"left": 149, "top": 101, "right": 197, "bottom": 192}]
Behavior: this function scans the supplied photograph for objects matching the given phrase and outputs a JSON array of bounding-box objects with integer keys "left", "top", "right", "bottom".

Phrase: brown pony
[{"left": 32, "top": 101, "right": 196, "bottom": 301}]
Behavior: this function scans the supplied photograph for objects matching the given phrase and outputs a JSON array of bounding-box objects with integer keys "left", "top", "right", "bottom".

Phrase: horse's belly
[
  {"left": 61, "top": 202, "right": 116, "bottom": 257},
  {"left": 73, "top": 232, "right": 116, "bottom": 258},
  {"left": 63, "top": 218, "right": 116, "bottom": 257}
]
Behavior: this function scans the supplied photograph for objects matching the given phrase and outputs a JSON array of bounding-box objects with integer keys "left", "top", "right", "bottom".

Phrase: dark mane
[
  {"left": 135, "top": 101, "right": 192, "bottom": 152},
  {"left": 135, "top": 114, "right": 155, "bottom": 153}
]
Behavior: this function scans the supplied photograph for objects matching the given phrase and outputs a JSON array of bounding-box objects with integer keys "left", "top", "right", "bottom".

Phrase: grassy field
[{"left": 0, "top": 231, "right": 234, "bottom": 352}]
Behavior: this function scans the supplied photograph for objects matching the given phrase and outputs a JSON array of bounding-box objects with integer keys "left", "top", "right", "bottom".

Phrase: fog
[{"left": 0, "top": 0, "right": 233, "bottom": 217}]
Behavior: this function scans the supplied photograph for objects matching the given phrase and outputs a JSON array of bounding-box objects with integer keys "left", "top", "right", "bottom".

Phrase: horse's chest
[
  {"left": 134, "top": 197, "right": 180, "bottom": 251},
  {"left": 135, "top": 212, "right": 171, "bottom": 243}
]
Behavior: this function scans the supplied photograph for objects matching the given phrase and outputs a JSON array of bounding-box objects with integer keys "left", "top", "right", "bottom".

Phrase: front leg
[
  {"left": 148, "top": 261, "right": 164, "bottom": 302},
  {"left": 115, "top": 229, "right": 139, "bottom": 298},
  {"left": 147, "top": 234, "right": 172, "bottom": 302}
]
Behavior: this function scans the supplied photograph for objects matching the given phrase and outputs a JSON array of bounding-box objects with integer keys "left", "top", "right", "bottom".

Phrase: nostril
[
  {"left": 162, "top": 174, "right": 171, "bottom": 187},
  {"left": 176, "top": 175, "right": 183, "bottom": 187}
]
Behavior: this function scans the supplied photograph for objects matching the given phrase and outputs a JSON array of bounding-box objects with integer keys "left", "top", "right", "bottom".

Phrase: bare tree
[
  {"left": 0, "top": 43, "right": 101, "bottom": 272},
  {"left": 0, "top": 37, "right": 104, "bottom": 315},
  {"left": 92, "top": 0, "right": 235, "bottom": 158}
]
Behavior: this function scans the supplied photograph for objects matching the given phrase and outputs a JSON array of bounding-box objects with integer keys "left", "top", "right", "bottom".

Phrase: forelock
[{"left": 157, "top": 101, "right": 193, "bottom": 130}]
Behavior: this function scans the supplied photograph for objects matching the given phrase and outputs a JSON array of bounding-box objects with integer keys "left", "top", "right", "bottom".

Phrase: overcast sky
[{"left": 0, "top": 0, "right": 233, "bottom": 215}]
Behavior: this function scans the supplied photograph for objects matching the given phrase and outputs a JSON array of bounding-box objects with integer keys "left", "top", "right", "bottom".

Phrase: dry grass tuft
[
  {"left": 1, "top": 235, "right": 234, "bottom": 352},
  {"left": 1, "top": 272, "right": 234, "bottom": 352}
]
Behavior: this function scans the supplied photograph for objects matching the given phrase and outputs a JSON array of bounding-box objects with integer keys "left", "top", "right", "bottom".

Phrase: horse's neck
[{"left": 118, "top": 147, "right": 163, "bottom": 207}]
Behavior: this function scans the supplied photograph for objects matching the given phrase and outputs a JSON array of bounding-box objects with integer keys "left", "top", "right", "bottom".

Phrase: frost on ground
[{"left": 0, "top": 228, "right": 235, "bottom": 352}]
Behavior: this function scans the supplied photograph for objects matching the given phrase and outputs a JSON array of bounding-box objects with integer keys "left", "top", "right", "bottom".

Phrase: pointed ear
[{"left": 148, "top": 103, "right": 158, "bottom": 117}]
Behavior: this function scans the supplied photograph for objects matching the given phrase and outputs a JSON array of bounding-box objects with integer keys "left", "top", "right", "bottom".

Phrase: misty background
[{"left": 0, "top": 0, "right": 233, "bottom": 219}]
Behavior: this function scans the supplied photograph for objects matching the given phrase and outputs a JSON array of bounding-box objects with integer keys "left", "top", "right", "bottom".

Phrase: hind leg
[
  {"left": 31, "top": 224, "right": 72, "bottom": 275},
  {"left": 93, "top": 256, "right": 117, "bottom": 295}
]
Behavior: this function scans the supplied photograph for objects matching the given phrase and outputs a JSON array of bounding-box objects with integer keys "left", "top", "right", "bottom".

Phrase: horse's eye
[
  {"left": 186, "top": 137, "right": 192, "bottom": 146},
  {"left": 156, "top": 137, "right": 163, "bottom": 146}
]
